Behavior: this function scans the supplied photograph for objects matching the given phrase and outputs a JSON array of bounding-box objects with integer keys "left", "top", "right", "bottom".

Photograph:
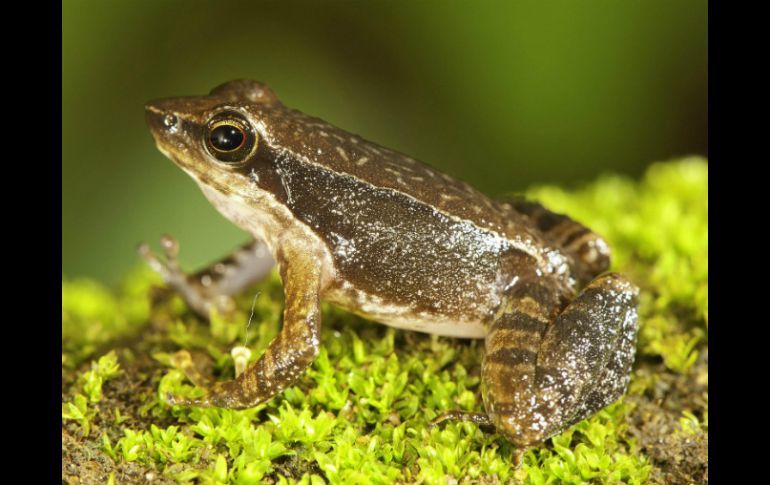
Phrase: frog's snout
[{"left": 145, "top": 103, "right": 179, "bottom": 136}]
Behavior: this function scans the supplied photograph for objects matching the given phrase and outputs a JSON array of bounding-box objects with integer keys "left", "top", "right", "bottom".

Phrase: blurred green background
[{"left": 62, "top": 0, "right": 707, "bottom": 285}]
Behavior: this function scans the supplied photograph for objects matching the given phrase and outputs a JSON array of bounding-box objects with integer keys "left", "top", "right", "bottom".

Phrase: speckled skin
[{"left": 142, "top": 80, "right": 639, "bottom": 450}]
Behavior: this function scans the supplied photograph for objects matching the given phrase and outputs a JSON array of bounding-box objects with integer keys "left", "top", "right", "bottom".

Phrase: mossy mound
[{"left": 62, "top": 158, "right": 708, "bottom": 484}]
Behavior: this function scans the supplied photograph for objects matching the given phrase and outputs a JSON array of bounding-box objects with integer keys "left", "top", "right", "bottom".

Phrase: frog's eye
[
  {"left": 205, "top": 113, "right": 257, "bottom": 163},
  {"left": 210, "top": 124, "right": 244, "bottom": 151}
]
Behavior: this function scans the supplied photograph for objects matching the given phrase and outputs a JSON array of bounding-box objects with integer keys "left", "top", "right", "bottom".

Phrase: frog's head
[
  {"left": 145, "top": 80, "right": 301, "bottom": 236},
  {"left": 145, "top": 79, "right": 283, "bottom": 192}
]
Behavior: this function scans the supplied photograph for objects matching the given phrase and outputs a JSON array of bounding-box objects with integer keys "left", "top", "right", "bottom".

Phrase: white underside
[
  {"left": 324, "top": 284, "right": 487, "bottom": 339},
  {"left": 359, "top": 311, "right": 487, "bottom": 339}
]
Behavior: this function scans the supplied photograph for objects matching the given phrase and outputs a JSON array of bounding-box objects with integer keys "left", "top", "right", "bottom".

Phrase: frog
[{"left": 141, "top": 79, "right": 639, "bottom": 452}]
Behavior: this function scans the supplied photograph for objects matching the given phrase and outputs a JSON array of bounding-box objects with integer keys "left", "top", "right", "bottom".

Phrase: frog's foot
[
  {"left": 429, "top": 411, "right": 493, "bottom": 429},
  {"left": 138, "top": 235, "right": 275, "bottom": 318},
  {"left": 165, "top": 347, "right": 253, "bottom": 406},
  {"left": 482, "top": 273, "right": 639, "bottom": 448}
]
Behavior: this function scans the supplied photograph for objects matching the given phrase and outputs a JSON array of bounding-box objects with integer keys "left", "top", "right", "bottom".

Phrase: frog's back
[
  {"left": 256, "top": 103, "right": 539, "bottom": 240},
  {"left": 268, "top": 107, "right": 602, "bottom": 291},
  {"left": 211, "top": 80, "right": 547, "bottom": 245},
  {"left": 248, "top": 101, "right": 579, "bottom": 335}
]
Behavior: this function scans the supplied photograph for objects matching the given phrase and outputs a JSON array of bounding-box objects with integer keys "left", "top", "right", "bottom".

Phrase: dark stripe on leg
[
  {"left": 486, "top": 348, "right": 537, "bottom": 367},
  {"left": 491, "top": 312, "right": 548, "bottom": 334}
]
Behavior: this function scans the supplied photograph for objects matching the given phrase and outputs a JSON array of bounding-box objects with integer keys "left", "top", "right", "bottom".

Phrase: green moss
[
  {"left": 62, "top": 351, "right": 122, "bottom": 436},
  {"left": 62, "top": 158, "right": 708, "bottom": 484},
  {"left": 62, "top": 267, "right": 157, "bottom": 367}
]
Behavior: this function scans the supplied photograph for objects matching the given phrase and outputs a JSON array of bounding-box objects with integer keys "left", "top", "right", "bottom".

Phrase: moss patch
[{"left": 62, "top": 158, "right": 707, "bottom": 484}]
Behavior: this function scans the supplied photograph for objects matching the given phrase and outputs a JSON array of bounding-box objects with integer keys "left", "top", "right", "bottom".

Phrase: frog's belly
[{"left": 324, "top": 283, "right": 488, "bottom": 339}]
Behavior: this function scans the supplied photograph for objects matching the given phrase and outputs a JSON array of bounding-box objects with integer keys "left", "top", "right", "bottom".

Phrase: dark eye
[
  {"left": 204, "top": 113, "right": 257, "bottom": 163},
  {"left": 209, "top": 124, "right": 245, "bottom": 152}
]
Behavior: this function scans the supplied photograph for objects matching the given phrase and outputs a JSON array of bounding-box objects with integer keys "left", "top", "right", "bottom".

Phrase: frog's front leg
[
  {"left": 139, "top": 236, "right": 275, "bottom": 318},
  {"left": 482, "top": 273, "right": 638, "bottom": 448},
  {"left": 167, "top": 242, "right": 323, "bottom": 409}
]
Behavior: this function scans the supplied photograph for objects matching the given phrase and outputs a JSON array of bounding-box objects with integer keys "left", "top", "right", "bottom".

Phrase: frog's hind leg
[
  {"left": 431, "top": 274, "right": 563, "bottom": 436},
  {"left": 482, "top": 273, "right": 638, "bottom": 448},
  {"left": 506, "top": 197, "right": 611, "bottom": 284},
  {"left": 139, "top": 236, "right": 275, "bottom": 318}
]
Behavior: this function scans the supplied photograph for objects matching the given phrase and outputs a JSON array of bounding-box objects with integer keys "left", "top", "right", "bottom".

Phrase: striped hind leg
[
  {"left": 431, "top": 277, "right": 563, "bottom": 436},
  {"left": 482, "top": 273, "right": 639, "bottom": 448},
  {"left": 507, "top": 197, "right": 611, "bottom": 285}
]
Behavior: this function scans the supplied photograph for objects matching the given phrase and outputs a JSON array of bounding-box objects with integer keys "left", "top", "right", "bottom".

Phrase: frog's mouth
[
  {"left": 156, "top": 144, "right": 175, "bottom": 161},
  {"left": 151, "top": 140, "right": 194, "bottom": 175},
  {"left": 148, "top": 138, "right": 210, "bottom": 193}
]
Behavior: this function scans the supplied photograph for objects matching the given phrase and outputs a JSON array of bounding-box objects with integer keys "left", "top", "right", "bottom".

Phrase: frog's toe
[
  {"left": 176, "top": 379, "right": 257, "bottom": 410},
  {"left": 429, "top": 411, "right": 493, "bottom": 430},
  {"left": 165, "top": 392, "right": 212, "bottom": 408},
  {"left": 159, "top": 233, "right": 180, "bottom": 260},
  {"left": 168, "top": 350, "right": 216, "bottom": 387},
  {"left": 164, "top": 392, "right": 187, "bottom": 406},
  {"left": 138, "top": 238, "right": 184, "bottom": 283},
  {"left": 139, "top": 236, "right": 226, "bottom": 317},
  {"left": 137, "top": 241, "right": 166, "bottom": 275},
  {"left": 140, "top": 237, "right": 272, "bottom": 319}
]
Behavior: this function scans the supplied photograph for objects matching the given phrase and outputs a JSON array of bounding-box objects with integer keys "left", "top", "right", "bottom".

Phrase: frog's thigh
[
  {"left": 560, "top": 300, "right": 638, "bottom": 430},
  {"left": 168, "top": 243, "right": 322, "bottom": 409},
  {"left": 483, "top": 273, "right": 638, "bottom": 446},
  {"left": 140, "top": 237, "right": 275, "bottom": 318},
  {"left": 535, "top": 273, "right": 638, "bottom": 427}
]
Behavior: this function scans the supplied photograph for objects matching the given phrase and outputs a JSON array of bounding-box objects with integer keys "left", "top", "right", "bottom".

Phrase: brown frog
[{"left": 142, "top": 80, "right": 639, "bottom": 453}]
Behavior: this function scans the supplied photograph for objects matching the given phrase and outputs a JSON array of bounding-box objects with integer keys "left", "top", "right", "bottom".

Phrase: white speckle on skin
[{"left": 504, "top": 275, "right": 520, "bottom": 293}]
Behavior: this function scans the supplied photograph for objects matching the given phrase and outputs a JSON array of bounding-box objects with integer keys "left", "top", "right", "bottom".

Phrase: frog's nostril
[
  {"left": 145, "top": 103, "right": 180, "bottom": 135},
  {"left": 163, "top": 114, "right": 179, "bottom": 132}
]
